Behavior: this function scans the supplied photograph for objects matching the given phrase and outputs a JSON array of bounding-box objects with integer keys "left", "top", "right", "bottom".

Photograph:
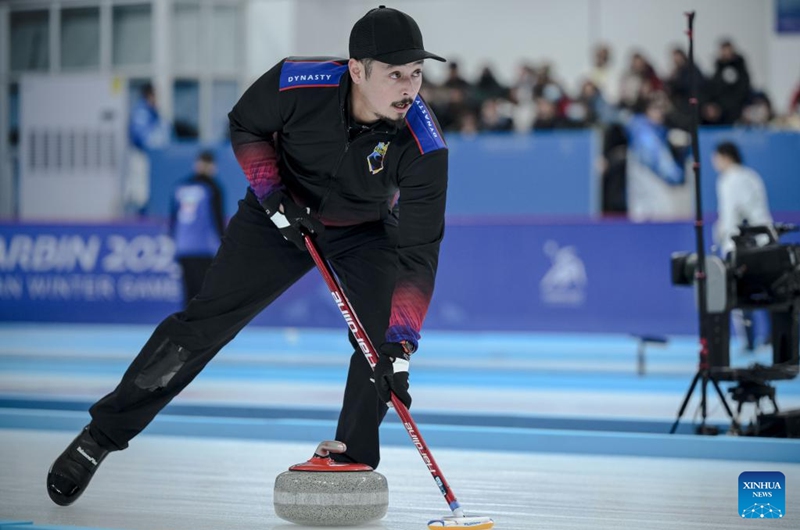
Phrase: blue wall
[
  {"left": 146, "top": 128, "right": 800, "bottom": 220},
  {"left": 146, "top": 131, "right": 596, "bottom": 219},
  {"left": 445, "top": 131, "right": 594, "bottom": 216}
]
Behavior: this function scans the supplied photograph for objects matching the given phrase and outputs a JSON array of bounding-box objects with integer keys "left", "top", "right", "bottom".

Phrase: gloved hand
[
  {"left": 261, "top": 190, "right": 324, "bottom": 250},
  {"left": 374, "top": 341, "right": 414, "bottom": 408}
]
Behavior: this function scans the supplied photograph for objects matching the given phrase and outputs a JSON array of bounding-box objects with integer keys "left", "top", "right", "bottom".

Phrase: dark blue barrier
[
  {"left": 146, "top": 128, "right": 800, "bottom": 220},
  {"left": 445, "top": 131, "right": 594, "bottom": 215},
  {"left": 146, "top": 131, "right": 596, "bottom": 219},
  {"left": 13, "top": 218, "right": 800, "bottom": 335}
]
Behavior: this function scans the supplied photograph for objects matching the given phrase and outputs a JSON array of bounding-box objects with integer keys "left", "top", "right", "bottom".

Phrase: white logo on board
[{"left": 539, "top": 240, "right": 587, "bottom": 306}]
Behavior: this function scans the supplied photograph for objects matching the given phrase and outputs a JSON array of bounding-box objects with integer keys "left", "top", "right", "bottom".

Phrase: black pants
[
  {"left": 90, "top": 190, "right": 397, "bottom": 468},
  {"left": 178, "top": 256, "right": 214, "bottom": 307}
]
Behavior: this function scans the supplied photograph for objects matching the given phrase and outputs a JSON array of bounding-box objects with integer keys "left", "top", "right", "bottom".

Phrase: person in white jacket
[
  {"left": 712, "top": 141, "right": 773, "bottom": 256},
  {"left": 712, "top": 141, "right": 774, "bottom": 351}
]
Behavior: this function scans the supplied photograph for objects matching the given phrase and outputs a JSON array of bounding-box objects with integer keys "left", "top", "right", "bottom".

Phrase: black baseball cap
[{"left": 349, "top": 5, "right": 446, "bottom": 65}]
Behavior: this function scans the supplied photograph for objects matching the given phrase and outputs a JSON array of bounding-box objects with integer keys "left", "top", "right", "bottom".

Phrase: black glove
[
  {"left": 261, "top": 190, "right": 324, "bottom": 250},
  {"left": 374, "top": 341, "right": 414, "bottom": 408}
]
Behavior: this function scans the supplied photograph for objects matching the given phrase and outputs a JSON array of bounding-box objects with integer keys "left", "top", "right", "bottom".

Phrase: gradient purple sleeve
[
  {"left": 387, "top": 283, "right": 429, "bottom": 347},
  {"left": 228, "top": 61, "right": 286, "bottom": 202},
  {"left": 386, "top": 150, "right": 448, "bottom": 351},
  {"left": 231, "top": 141, "right": 282, "bottom": 202}
]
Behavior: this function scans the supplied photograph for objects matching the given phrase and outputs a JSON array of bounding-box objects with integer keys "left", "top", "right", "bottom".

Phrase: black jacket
[
  {"left": 709, "top": 55, "right": 751, "bottom": 124},
  {"left": 228, "top": 57, "right": 449, "bottom": 347}
]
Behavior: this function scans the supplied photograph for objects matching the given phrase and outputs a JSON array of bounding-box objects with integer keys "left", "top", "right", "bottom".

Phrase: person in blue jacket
[
  {"left": 171, "top": 150, "right": 225, "bottom": 307},
  {"left": 124, "top": 83, "right": 170, "bottom": 215}
]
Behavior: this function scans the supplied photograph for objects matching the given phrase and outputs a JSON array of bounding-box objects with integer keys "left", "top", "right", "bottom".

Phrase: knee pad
[{"left": 134, "top": 339, "right": 191, "bottom": 392}]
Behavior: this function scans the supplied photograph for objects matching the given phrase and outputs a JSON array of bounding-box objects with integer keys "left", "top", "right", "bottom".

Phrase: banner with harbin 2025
[{"left": 0, "top": 223, "right": 182, "bottom": 323}]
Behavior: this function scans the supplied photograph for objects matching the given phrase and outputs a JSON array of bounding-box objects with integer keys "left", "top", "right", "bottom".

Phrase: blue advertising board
[
  {"left": 427, "top": 219, "right": 698, "bottom": 335},
  {"left": 3, "top": 215, "right": 798, "bottom": 334},
  {"left": 1, "top": 219, "right": 718, "bottom": 336},
  {"left": 0, "top": 222, "right": 182, "bottom": 324}
]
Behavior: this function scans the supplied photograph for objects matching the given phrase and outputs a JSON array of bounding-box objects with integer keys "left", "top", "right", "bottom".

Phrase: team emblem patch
[{"left": 367, "top": 142, "right": 390, "bottom": 175}]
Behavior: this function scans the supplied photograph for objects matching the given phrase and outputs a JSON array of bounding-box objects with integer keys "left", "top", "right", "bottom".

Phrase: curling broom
[{"left": 303, "top": 233, "right": 494, "bottom": 530}]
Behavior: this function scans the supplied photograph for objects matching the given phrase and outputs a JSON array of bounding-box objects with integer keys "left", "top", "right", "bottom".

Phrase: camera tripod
[
  {"left": 669, "top": 372, "right": 738, "bottom": 435},
  {"left": 669, "top": 13, "right": 740, "bottom": 436},
  {"left": 669, "top": 312, "right": 740, "bottom": 435}
]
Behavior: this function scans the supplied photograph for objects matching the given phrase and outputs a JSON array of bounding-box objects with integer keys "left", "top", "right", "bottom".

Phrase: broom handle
[{"left": 303, "top": 233, "right": 464, "bottom": 517}]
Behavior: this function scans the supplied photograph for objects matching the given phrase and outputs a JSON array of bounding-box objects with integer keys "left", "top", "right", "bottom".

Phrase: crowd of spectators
[
  {"left": 420, "top": 40, "right": 800, "bottom": 216},
  {"left": 423, "top": 40, "right": 800, "bottom": 135}
]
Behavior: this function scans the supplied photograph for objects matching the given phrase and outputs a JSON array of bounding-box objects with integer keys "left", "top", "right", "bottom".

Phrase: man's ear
[{"left": 348, "top": 59, "right": 365, "bottom": 85}]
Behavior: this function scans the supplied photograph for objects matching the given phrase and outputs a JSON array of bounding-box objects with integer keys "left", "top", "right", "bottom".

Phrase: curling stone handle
[{"left": 314, "top": 440, "right": 346, "bottom": 458}]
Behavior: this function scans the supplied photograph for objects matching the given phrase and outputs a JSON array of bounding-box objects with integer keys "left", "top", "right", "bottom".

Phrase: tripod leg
[
  {"left": 670, "top": 371, "right": 701, "bottom": 434},
  {"left": 769, "top": 395, "right": 779, "bottom": 413},
  {"left": 700, "top": 373, "right": 709, "bottom": 428},
  {"left": 710, "top": 377, "right": 741, "bottom": 433}
]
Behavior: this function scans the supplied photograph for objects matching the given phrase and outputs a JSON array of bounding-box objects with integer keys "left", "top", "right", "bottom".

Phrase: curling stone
[{"left": 274, "top": 441, "right": 388, "bottom": 526}]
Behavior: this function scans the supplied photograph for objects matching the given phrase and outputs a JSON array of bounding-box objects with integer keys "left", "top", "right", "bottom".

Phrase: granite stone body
[{"left": 274, "top": 469, "right": 389, "bottom": 526}]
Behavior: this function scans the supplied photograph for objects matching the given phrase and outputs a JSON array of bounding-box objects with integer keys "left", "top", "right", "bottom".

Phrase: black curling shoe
[{"left": 47, "top": 425, "right": 110, "bottom": 506}]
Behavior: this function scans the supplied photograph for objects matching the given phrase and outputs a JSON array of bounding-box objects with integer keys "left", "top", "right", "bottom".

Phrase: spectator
[
  {"left": 588, "top": 44, "right": 615, "bottom": 102},
  {"left": 575, "top": 79, "right": 616, "bottom": 125},
  {"left": 458, "top": 111, "right": 480, "bottom": 136},
  {"left": 790, "top": 73, "right": 800, "bottom": 115},
  {"left": 532, "top": 63, "right": 565, "bottom": 102},
  {"left": 739, "top": 91, "right": 774, "bottom": 127},
  {"left": 437, "top": 86, "right": 475, "bottom": 132},
  {"left": 418, "top": 77, "right": 447, "bottom": 118},
  {"left": 124, "top": 83, "right": 170, "bottom": 216},
  {"left": 506, "top": 63, "right": 537, "bottom": 130},
  {"left": 479, "top": 99, "right": 514, "bottom": 132},
  {"left": 510, "top": 62, "right": 536, "bottom": 103},
  {"left": 563, "top": 99, "right": 592, "bottom": 128},
  {"left": 443, "top": 61, "right": 471, "bottom": 90},
  {"left": 703, "top": 40, "right": 751, "bottom": 125},
  {"left": 532, "top": 97, "right": 571, "bottom": 130},
  {"left": 600, "top": 124, "right": 628, "bottom": 215},
  {"left": 625, "top": 95, "right": 691, "bottom": 221},
  {"left": 619, "top": 52, "right": 662, "bottom": 112},
  {"left": 664, "top": 47, "right": 706, "bottom": 130},
  {"left": 475, "top": 64, "right": 507, "bottom": 101},
  {"left": 170, "top": 150, "right": 226, "bottom": 307},
  {"left": 784, "top": 74, "right": 800, "bottom": 129}
]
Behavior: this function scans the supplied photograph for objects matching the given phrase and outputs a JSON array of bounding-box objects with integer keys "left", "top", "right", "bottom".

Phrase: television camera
[{"left": 670, "top": 223, "right": 800, "bottom": 435}]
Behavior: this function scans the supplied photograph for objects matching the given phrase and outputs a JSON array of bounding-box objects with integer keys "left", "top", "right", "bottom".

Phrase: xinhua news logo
[{"left": 739, "top": 471, "right": 785, "bottom": 519}]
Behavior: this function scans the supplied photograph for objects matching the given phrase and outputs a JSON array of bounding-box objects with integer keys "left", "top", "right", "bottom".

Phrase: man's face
[{"left": 350, "top": 59, "right": 424, "bottom": 128}]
